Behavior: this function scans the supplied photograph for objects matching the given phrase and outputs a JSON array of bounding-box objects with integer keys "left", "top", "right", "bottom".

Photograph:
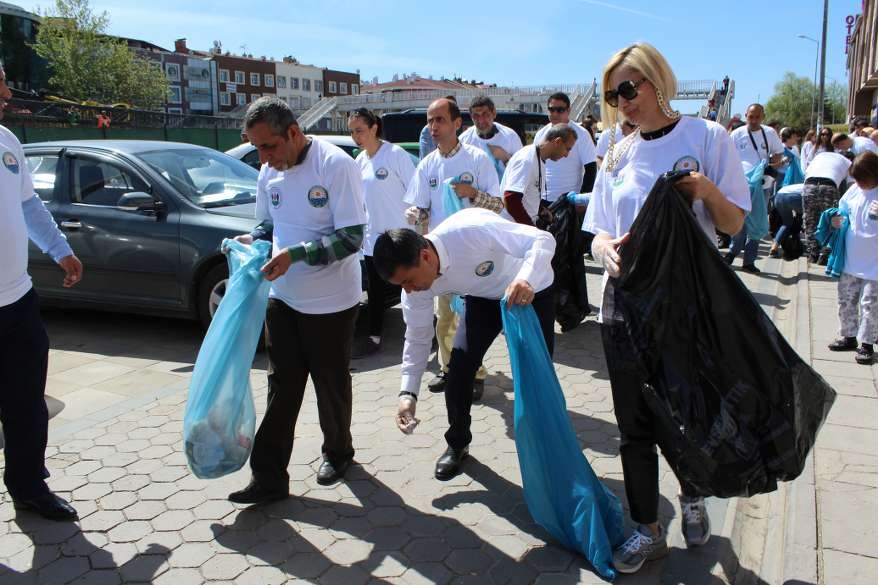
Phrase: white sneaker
[
  {"left": 680, "top": 495, "right": 711, "bottom": 547},
  {"left": 612, "top": 524, "right": 669, "bottom": 574}
]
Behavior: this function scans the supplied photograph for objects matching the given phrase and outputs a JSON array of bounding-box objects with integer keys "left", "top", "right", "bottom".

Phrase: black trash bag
[
  {"left": 543, "top": 196, "right": 589, "bottom": 332},
  {"left": 602, "top": 171, "right": 835, "bottom": 498},
  {"left": 780, "top": 215, "right": 804, "bottom": 261}
]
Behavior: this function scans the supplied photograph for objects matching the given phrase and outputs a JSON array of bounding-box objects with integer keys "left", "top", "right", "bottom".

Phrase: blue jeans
[
  {"left": 773, "top": 191, "right": 803, "bottom": 244},
  {"left": 729, "top": 229, "right": 759, "bottom": 265}
]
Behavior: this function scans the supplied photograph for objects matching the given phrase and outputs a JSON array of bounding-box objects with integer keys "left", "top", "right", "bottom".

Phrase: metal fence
[{"left": 6, "top": 98, "right": 244, "bottom": 130}]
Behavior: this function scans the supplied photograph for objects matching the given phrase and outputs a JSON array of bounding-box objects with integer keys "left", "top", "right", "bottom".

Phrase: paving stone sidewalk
[{"left": 0, "top": 258, "right": 816, "bottom": 584}]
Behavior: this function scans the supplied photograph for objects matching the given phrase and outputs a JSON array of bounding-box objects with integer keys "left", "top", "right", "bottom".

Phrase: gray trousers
[{"left": 837, "top": 272, "right": 878, "bottom": 344}]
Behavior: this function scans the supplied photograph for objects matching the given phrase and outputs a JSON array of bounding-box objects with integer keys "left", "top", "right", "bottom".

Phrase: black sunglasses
[
  {"left": 547, "top": 106, "right": 568, "bottom": 113},
  {"left": 604, "top": 79, "right": 647, "bottom": 107}
]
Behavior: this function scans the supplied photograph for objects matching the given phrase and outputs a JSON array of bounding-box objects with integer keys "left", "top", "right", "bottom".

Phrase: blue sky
[{"left": 65, "top": 0, "right": 861, "bottom": 119}]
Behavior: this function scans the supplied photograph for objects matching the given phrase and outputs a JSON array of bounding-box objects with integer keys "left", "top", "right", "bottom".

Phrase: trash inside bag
[
  {"left": 183, "top": 239, "right": 272, "bottom": 479},
  {"left": 603, "top": 171, "right": 835, "bottom": 498},
  {"left": 502, "top": 300, "right": 623, "bottom": 581}
]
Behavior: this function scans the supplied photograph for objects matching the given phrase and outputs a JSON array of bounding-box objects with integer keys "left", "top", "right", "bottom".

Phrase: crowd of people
[{"left": 3, "top": 43, "right": 877, "bottom": 579}]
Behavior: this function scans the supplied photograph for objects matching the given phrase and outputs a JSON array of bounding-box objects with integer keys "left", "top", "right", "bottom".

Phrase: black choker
[{"left": 640, "top": 119, "right": 680, "bottom": 141}]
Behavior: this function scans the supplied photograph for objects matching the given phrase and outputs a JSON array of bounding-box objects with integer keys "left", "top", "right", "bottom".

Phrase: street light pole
[
  {"left": 817, "top": 0, "right": 829, "bottom": 132},
  {"left": 797, "top": 34, "right": 819, "bottom": 129}
]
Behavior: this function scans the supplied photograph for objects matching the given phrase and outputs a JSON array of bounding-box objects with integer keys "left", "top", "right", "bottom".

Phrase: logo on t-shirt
[
  {"left": 307, "top": 185, "right": 329, "bottom": 208},
  {"left": 270, "top": 188, "right": 281, "bottom": 208},
  {"left": 458, "top": 172, "right": 475, "bottom": 185},
  {"left": 2, "top": 151, "right": 19, "bottom": 174},
  {"left": 673, "top": 156, "right": 700, "bottom": 173},
  {"left": 474, "top": 260, "right": 494, "bottom": 277},
  {"left": 375, "top": 167, "right": 389, "bottom": 181},
  {"left": 429, "top": 177, "right": 438, "bottom": 188}
]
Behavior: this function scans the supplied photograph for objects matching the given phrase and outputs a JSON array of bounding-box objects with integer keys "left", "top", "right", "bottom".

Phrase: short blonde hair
[{"left": 600, "top": 42, "right": 677, "bottom": 131}]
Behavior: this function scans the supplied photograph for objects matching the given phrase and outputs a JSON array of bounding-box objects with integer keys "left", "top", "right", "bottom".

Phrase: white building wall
[{"left": 274, "top": 62, "right": 324, "bottom": 113}]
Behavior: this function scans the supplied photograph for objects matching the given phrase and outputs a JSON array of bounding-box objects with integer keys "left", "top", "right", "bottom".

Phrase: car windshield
[{"left": 138, "top": 148, "right": 258, "bottom": 208}]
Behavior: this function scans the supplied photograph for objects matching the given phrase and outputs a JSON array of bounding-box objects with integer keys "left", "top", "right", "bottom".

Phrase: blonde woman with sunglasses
[{"left": 583, "top": 43, "right": 751, "bottom": 574}]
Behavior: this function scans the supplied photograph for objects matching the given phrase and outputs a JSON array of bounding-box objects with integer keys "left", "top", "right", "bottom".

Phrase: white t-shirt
[
  {"left": 399, "top": 207, "right": 556, "bottom": 393},
  {"left": 459, "top": 122, "right": 523, "bottom": 170},
  {"left": 256, "top": 138, "right": 368, "bottom": 314},
  {"left": 804, "top": 152, "right": 851, "bottom": 188},
  {"left": 584, "top": 117, "right": 751, "bottom": 319},
  {"left": 0, "top": 125, "right": 35, "bottom": 307},
  {"left": 730, "top": 124, "right": 785, "bottom": 169},
  {"left": 355, "top": 141, "right": 416, "bottom": 256},
  {"left": 801, "top": 141, "right": 816, "bottom": 170},
  {"left": 595, "top": 125, "right": 623, "bottom": 159},
  {"left": 852, "top": 135, "right": 878, "bottom": 155},
  {"left": 840, "top": 184, "right": 878, "bottom": 281},
  {"left": 533, "top": 121, "right": 597, "bottom": 200},
  {"left": 499, "top": 144, "right": 544, "bottom": 223},
  {"left": 404, "top": 142, "right": 502, "bottom": 231}
]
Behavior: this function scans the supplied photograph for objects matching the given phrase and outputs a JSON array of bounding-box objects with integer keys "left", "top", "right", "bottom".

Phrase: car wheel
[{"left": 198, "top": 263, "right": 229, "bottom": 330}]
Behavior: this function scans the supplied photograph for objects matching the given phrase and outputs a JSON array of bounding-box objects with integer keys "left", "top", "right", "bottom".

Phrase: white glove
[{"left": 592, "top": 233, "right": 630, "bottom": 278}]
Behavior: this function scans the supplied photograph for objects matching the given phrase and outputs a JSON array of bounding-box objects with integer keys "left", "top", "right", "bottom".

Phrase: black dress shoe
[
  {"left": 741, "top": 263, "right": 761, "bottom": 274},
  {"left": 13, "top": 491, "right": 78, "bottom": 521},
  {"left": 427, "top": 372, "right": 447, "bottom": 393},
  {"left": 228, "top": 480, "right": 289, "bottom": 504},
  {"left": 316, "top": 458, "right": 351, "bottom": 486},
  {"left": 435, "top": 446, "right": 469, "bottom": 480},
  {"left": 472, "top": 379, "right": 485, "bottom": 402}
]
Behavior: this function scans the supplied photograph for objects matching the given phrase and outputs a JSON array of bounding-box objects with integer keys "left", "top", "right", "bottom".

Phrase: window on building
[
  {"left": 251, "top": 93, "right": 260, "bottom": 102},
  {"left": 301, "top": 97, "right": 311, "bottom": 108},
  {"left": 235, "top": 71, "right": 245, "bottom": 84},
  {"left": 328, "top": 80, "right": 337, "bottom": 93},
  {"left": 315, "top": 80, "right": 323, "bottom": 93},
  {"left": 165, "top": 63, "right": 180, "bottom": 81},
  {"left": 250, "top": 72, "right": 260, "bottom": 86},
  {"left": 303, "top": 79, "right": 311, "bottom": 91},
  {"left": 168, "top": 86, "right": 182, "bottom": 104},
  {"left": 277, "top": 75, "right": 286, "bottom": 88},
  {"left": 220, "top": 92, "right": 231, "bottom": 106},
  {"left": 339, "top": 82, "right": 347, "bottom": 94},
  {"left": 352, "top": 84, "right": 359, "bottom": 95},
  {"left": 167, "top": 107, "right": 183, "bottom": 115},
  {"left": 236, "top": 93, "right": 246, "bottom": 105},
  {"left": 219, "top": 69, "right": 230, "bottom": 83},
  {"left": 265, "top": 74, "right": 274, "bottom": 87},
  {"left": 291, "top": 77, "right": 299, "bottom": 90}
]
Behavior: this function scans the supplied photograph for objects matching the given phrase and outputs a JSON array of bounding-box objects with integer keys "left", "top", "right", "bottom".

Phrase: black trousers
[
  {"left": 0, "top": 288, "right": 51, "bottom": 498},
  {"left": 363, "top": 255, "right": 401, "bottom": 338},
  {"left": 602, "top": 323, "right": 699, "bottom": 525},
  {"left": 250, "top": 300, "right": 358, "bottom": 488},
  {"left": 444, "top": 287, "right": 555, "bottom": 450}
]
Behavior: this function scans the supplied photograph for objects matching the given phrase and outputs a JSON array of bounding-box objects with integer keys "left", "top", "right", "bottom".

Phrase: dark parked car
[{"left": 24, "top": 140, "right": 260, "bottom": 327}]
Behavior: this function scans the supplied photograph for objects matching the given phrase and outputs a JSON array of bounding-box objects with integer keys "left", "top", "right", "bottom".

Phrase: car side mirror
[{"left": 117, "top": 192, "right": 164, "bottom": 213}]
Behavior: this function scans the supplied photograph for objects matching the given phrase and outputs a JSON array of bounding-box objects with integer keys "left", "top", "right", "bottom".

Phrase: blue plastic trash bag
[
  {"left": 442, "top": 177, "right": 466, "bottom": 314},
  {"left": 183, "top": 239, "right": 272, "bottom": 479},
  {"left": 483, "top": 143, "right": 505, "bottom": 181},
  {"left": 501, "top": 300, "right": 624, "bottom": 581},
  {"left": 745, "top": 160, "right": 769, "bottom": 240},
  {"left": 781, "top": 147, "right": 804, "bottom": 187}
]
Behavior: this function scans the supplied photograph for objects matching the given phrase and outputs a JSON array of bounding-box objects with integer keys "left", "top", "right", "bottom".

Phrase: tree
[
  {"left": 765, "top": 71, "right": 849, "bottom": 130},
  {"left": 32, "top": 0, "right": 168, "bottom": 109}
]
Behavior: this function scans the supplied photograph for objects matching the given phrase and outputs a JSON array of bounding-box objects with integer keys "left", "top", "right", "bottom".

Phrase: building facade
[
  {"left": 210, "top": 50, "right": 277, "bottom": 114},
  {"left": 0, "top": 1, "right": 43, "bottom": 91},
  {"left": 847, "top": 0, "right": 878, "bottom": 125},
  {"left": 322, "top": 69, "right": 360, "bottom": 130},
  {"left": 274, "top": 58, "right": 324, "bottom": 113}
]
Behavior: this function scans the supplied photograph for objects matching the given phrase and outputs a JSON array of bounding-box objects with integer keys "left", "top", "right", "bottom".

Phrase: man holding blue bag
[
  {"left": 228, "top": 97, "right": 367, "bottom": 504},
  {"left": 372, "top": 207, "right": 555, "bottom": 480}
]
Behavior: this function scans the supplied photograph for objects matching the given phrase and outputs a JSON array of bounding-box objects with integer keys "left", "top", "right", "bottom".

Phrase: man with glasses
[
  {"left": 459, "top": 96, "right": 523, "bottom": 177},
  {"left": 534, "top": 92, "right": 597, "bottom": 331},
  {"left": 533, "top": 92, "right": 598, "bottom": 201}
]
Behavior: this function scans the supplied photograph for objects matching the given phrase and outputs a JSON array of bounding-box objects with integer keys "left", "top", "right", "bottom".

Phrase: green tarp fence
[{"left": 8, "top": 126, "right": 244, "bottom": 152}]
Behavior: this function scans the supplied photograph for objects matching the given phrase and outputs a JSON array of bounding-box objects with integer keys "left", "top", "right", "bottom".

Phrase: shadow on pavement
[
  {"left": 2, "top": 511, "right": 170, "bottom": 583},
  {"left": 211, "top": 466, "right": 612, "bottom": 584}
]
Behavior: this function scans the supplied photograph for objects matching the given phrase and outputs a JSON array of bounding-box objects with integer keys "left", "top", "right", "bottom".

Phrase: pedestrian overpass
[{"left": 296, "top": 78, "right": 735, "bottom": 132}]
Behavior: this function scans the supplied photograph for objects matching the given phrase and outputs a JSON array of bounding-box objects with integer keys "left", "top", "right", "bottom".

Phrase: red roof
[{"left": 361, "top": 75, "right": 485, "bottom": 93}]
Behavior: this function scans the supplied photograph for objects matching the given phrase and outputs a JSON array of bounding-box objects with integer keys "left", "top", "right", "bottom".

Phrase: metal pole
[
  {"left": 797, "top": 34, "right": 819, "bottom": 129},
  {"left": 817, "top": 0, "right": 829, "bottom": 131}
]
